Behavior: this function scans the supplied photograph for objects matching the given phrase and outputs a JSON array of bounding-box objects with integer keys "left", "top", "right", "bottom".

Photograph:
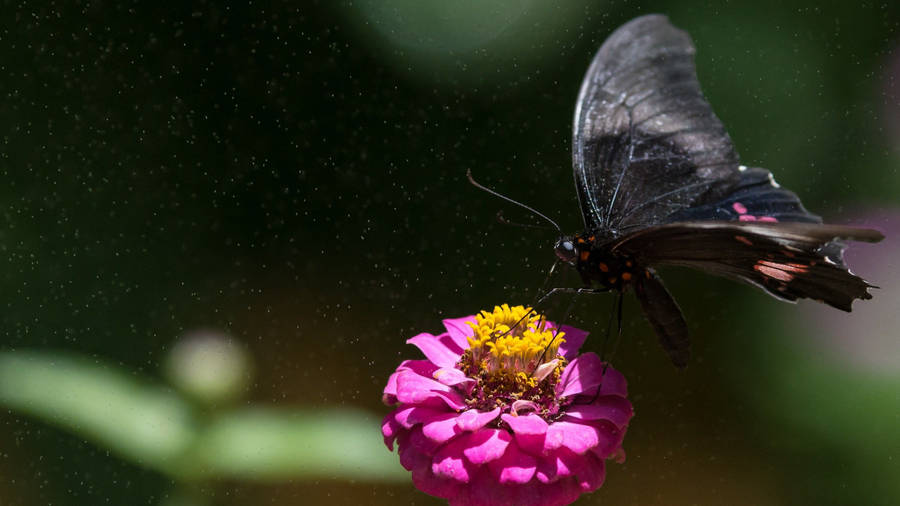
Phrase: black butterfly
[{"left": 541, "top": 14, "right": 883, "bottom": 368}]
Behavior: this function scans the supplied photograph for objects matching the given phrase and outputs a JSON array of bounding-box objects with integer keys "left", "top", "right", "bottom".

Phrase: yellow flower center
[
  {"left": 466, "top": 304, "right": 564, "bottom": 379},
  {"left": 456, "top": 304, "right": 569, "bottom": 415}
]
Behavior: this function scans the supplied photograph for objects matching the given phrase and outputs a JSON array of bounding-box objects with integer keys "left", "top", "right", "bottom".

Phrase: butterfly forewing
[{"left": 573, "top": 15, "right": 740, "bottom": 232}]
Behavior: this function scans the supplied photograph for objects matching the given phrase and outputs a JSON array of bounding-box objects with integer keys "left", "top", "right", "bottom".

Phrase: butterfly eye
[{"left": 555, "top": 239, "right": 577, "bottom": 263}]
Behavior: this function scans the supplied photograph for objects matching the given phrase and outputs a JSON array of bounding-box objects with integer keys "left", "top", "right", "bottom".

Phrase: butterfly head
[{"left": 554, "top": 237, "right": 578, "bottom": 264}]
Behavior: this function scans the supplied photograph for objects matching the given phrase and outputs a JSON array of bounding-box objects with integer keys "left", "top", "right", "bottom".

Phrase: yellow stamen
[{"left": 465, "top": 304, "right": 565, "bottom": 376}]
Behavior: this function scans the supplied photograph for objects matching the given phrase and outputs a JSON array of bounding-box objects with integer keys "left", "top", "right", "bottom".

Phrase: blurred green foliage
[
  {"left": 0, "top": 350, "right": 404, "bottom": 486},
  {"left": 0, "top": 351, "right": 196, "bottom": 473},
  {"left": 1, "top": 1, "right": 898, "bottom": 505}
]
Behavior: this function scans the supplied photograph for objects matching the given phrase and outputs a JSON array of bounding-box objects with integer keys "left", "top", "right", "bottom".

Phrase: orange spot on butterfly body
[
  {"left": 734, "top": 235, "right": 753, "bottom": 246},
  {"left": 598, "top": 262, "right": 609, "bottom": 272},
  {"left": 622, "top": 272, "right": 632, "bottom": 281},
  {"left": 580, "top": 251, "right": 590, "bottom": 261}
]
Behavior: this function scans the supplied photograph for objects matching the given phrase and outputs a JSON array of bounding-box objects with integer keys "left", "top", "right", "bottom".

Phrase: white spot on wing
[
  {"left": 767, "top": 172, "right": 781, "bottom": 188},
  {"left": 738, "top": 165, "right": 747, "bottom": 172}
]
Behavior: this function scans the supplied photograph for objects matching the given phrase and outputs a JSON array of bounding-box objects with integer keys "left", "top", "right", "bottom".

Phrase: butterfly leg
[
  {"left": 531, "top": 260, "right": 561, "bottom": 306},
  {"left": 599, "top": 291, "right": 625, "bottom": 365},
  {"left": 534, "top": 286, "right": 611, "bottom": 359},
  {"left": 529, "top": 286, "right": 610, "bottom": 375},
  {"left": 579, "top": 292, "right": 626, "bottom": 405},
  {"left": 495, "top": 286, "right": 608, "bottom": 344},
  {"left": 536, "top": 286, "right": 610, "bottom": 306}
]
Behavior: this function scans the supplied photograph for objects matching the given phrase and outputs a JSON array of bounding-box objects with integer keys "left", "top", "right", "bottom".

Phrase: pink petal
[
  {"left": 531, "top": 359, "right": 560, "bottom": 383},
  {"left": 384, "top": 359, "right": 437, "bottom": 404},
  {"left": 456, "top": 408, "right": 501, "bottom": 432},
  {"left": 488, "top": 441, "right": 537, "bottom": 484},
  {"left": 382, "top": 370, "right": 400, "bottom": 405},
  {"left": 461, "top": 469, "right": 554, "bottom": 506},
  {"left": 423, "top": 412, "right": 463, "bottom": 444},
  {"left": 501, "top": 413, "right": 548, "bottom": 456},
  {"left": 399, "top": 444, "right": 425, "bottom": 472},
  {"left": 433, "top": 367, "right": 475, "bottom": 393},
  {"left": 396, "top": 359, "right": 440, "bottom": 376},
  {"left": 396, "top": 370, "right": 466, "bottom": 410},
  {"left": 563, "top": 396, "right": 634, "bottom": 429},
  {"left": 432, "top": 454, "right": 470, "bottom": 484},
  {"left": 398, "top": 431, "right": 431, "bottom": 470},
  {"left": 501, "top": 413, "right": 549, "bottom": 435},
  {"left": 557, "top": 325, "right": 589, "bottom": 360},
  {"left": 582, "top": 419, "right": 625, "bottom": 457},
  {"left": 382, "top": 412, "right": 401, "bottom": 450},
  {"left": 432, "top": 435, "right": 475, "bottom": 483},
  {"left": 541, "top": 479, "right": 584, "bottom": 506},
  {"left": 535, "top": 448, "right": 572, "bottom": 483},
  {"left": 510, "top": 400, "right": 539, "bottom": 415},
  {"left": 408, "top": 333, "right": 464, "bottom": 368},
  {"left": 411, "top": 466, "right": 460, "bottom": 501},
  {"left": 545, "top": 420, "right": 600, "bottom": 454},
  {"left": 408, "top": 425, "right": 442, "bottom": 456},
  {"left": 462, "top": 469, "right": 511, "bottom": 506},
  {"left": 595, "top": 365, "right": 628, "bottom": 397},
  {"left": 392, "top": 405, "right": 446, "bottom": 428},
  {"left": 462, "top": 428, "right": 512, "bottom": 465},
  {"left": 557, "top": 352, "right": 605, "bottom": 398},
  {"left": 559, "top": 450, "right": 606, "bottom": 492},
  {"left": 442, "top": 316, "right": 477, "bottom": 348}
]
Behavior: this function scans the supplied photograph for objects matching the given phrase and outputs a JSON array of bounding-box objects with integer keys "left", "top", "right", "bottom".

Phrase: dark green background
[{"left": 1, "top": 1, "right": 898, "bottom": 505}]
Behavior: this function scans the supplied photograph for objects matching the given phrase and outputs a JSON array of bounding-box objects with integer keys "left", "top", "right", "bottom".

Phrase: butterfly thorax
[{"left": 571, "top": 234, "right": 647, "bottom": 291}]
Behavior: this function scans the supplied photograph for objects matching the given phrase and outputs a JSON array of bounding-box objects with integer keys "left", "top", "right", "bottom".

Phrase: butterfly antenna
[
  {"left": 467, "top": 169, "right": 562, "bottom": 234},
  {"left": 496, "top": 210, "right": 555, "bottom": 230}
]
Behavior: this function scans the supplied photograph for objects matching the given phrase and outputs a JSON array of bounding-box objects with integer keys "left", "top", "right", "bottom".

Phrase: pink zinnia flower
[{"left": 382, "top": 304, "right": 633, "bottom": 506}]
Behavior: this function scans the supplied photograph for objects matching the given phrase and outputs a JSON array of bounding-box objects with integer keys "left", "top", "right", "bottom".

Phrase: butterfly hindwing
[
  {"left": 614, "top": 222, "right": 883, "bottom": 311},
  {"left": 573, "top": 14, "right": 740, "bottom": 232},
  {"left": 668, "top": 166, "right": 822, "bottom": 225},
  {"left": 665, "top": 166, "right": 856, "bottom": 267},
  {"left": 634, "top": 269, "right": 690, "bottom": 368}
]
